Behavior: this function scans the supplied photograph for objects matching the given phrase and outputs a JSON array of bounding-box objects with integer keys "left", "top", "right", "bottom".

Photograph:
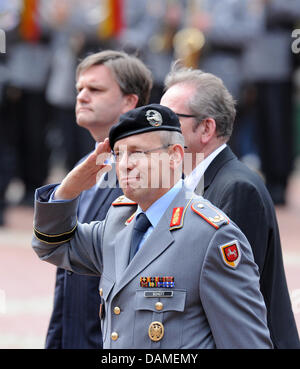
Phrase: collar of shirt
[
  {"left": 184, "top": 144, "right": 227, "bottom": 192},
  {"left": 134, "top": 179, "right": 183, "bottom": 249}
]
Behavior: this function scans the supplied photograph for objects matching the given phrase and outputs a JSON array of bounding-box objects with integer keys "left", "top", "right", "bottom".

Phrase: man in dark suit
[
  {"left": 45, "top": 50, "right": 152, "bottom": 349},
  {"left": 160, "top": 62, "right": 299, "bottom": 348}
]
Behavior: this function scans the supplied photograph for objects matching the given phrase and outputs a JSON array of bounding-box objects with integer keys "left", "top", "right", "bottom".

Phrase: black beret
[{"left": 109, "top": 104, "right": 182, "bottom": 149}]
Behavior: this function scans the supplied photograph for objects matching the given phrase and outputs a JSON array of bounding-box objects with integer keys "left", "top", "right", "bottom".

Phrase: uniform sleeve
[
  {"left": 32, "top": 185, "right": 104, "bottom": 276},
  {"left": 199, "top": 224, "right": 273, "bottom": 349}
]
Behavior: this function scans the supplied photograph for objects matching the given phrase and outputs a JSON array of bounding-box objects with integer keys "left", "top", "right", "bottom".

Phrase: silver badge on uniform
[{"left": 145, "top": 109, "right": 163, "bottom": 127}]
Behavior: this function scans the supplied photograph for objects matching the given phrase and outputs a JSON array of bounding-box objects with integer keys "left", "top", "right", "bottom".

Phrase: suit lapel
[
  {"left": 200, "top": 146, "right": 237, "bottom": 193},
  {"left": 81, "top": 187, "right": 107, "bottom": 222},
  {"left": 114, "top": 218, "right": 136, "bottom": 284}
]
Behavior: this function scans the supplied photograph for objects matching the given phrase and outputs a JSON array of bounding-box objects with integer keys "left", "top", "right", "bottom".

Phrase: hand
[{"left": 54, "top": 138, "right": 112, "bottom": 200}]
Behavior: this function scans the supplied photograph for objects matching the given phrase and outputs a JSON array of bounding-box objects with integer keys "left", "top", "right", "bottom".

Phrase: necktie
[{"left": 128, "top": 213, "right": 151, "bottom": 264}]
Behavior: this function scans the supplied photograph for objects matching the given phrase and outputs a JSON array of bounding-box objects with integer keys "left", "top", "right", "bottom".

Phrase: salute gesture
[{"left": 54, "top": 139, "right": 112, "bottom": 201}]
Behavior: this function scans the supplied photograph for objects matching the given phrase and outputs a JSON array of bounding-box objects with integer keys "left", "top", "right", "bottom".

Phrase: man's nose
[
  {"left": 118, "top": 152, "right": 135, "bottom": 170},
  {"left": 77, "top": 88, "right": 90, "bottom": 102}
]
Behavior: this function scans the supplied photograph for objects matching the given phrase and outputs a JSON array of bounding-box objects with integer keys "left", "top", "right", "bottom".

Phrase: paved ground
[{"left": 0, "top": 170, "right": 299, "bottom": 349}]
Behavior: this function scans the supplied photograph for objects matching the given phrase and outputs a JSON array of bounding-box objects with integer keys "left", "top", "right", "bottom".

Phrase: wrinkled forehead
[
  {"left": 113, "top": 131, "right": 162, "bottom": 151},
  {"left": 161, "top": 83, "right": 195, "bottom": 110}
]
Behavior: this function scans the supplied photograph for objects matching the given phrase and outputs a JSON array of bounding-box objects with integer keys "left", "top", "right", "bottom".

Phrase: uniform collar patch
[
  {"left": 125, "top": 212, "right": 136, "bottom": 225},
  {"left": 170, "top": 207, "right": 184, "bottom": 228}
]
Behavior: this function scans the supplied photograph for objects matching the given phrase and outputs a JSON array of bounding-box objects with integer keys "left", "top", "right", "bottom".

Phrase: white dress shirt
[{"left": 184, "top": 144, "right": 227, "bottom": 192}]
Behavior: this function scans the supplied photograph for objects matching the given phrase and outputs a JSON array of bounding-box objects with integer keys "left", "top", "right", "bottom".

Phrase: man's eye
[
  {"left": 130, "top": 152, "right": 145, "bottom": 159},
  {"left": 90, "top": 87, "right": 104, "bottom": 93}
]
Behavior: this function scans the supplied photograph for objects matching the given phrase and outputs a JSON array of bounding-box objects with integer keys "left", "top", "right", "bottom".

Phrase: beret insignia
[{"left": 145, "top": 109, "right": 163, "bottom": 127}]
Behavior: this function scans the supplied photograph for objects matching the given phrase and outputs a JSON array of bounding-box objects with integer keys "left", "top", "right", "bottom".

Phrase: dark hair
[{"left": 76, "top": 50, "right": 153, "bottom": 107}]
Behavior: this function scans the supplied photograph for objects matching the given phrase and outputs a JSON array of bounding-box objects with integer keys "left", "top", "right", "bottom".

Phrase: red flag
[
  {"left": 19, "top": 0, "right": 40, "bottom": 42},
  {"left": 98, "top": 0, "right": 124, "bottom": 39}
]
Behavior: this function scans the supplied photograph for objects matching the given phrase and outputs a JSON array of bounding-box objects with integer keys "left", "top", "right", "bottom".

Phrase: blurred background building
[{"left": 0, "top": 0, "right": 299, "bottom": 348}]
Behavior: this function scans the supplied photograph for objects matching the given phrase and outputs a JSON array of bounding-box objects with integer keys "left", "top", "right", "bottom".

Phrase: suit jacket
[
  {"left": 33, "top": 184, "right": 272, "bottom": 349},
  {"left": 197, "top": 146, "right": 299, "bottom": 348},
  {"left": 45, "top": 167, "right": 122, "bottom": 349}
]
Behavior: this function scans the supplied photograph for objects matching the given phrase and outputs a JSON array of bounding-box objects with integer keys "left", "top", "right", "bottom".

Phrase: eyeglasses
[
  {"left": 176, "top": 113, "right": 197, "bottom": 119},
  {"left": 112, "top": 144, "right": 172, "bottom": 163}
]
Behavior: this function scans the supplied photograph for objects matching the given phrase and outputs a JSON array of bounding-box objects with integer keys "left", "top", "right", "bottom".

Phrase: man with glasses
[
  {"left": 32, "top": 104, "right": 272, "bottom": 349},
  {"left": 160, "top": 63, "right": 299, "bottom": 349}
]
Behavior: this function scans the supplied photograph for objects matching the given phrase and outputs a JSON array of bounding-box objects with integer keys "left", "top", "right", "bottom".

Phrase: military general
[{"left": 32, "top": 104, "right": 273, "bottom": 349}]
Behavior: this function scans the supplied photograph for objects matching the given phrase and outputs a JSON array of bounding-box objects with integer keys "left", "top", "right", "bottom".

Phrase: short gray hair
[
  {"left": 158, "top": 130, "right": 185, "bottom": 148},
  {"left": 164, "top": 61, "right": 236, "bottom": 140},
  {"left": 76, "top": 50, "right": 153, "bottom": 107}
]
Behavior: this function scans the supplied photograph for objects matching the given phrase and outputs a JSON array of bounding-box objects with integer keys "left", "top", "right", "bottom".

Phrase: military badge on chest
[
  {"left": 148, "top": 321, "right": 164, "bottom": 342},
  {"left": 140, "top": 276, "right": 175, "bottom": 288}
]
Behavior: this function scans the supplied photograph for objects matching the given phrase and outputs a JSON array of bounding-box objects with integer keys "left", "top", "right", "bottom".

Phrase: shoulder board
[
  {"left": 112, "top": 195, "right": 137, "bottom": 206},
  {"left": 191, "top": 200, "right": 229, "bottom": 229}
]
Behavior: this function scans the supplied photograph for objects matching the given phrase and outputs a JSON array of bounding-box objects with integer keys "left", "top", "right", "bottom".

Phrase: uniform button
[
  {"left": 113, "top": 306, "right": 121, "bottom": 315},
  {"left": 111, "top": 332, "right": 119, "bottom": 341},
  {"left": 155, "top": 302, "right": 164, "bottom": 311},
  {"left": 99, "top": 288, "right": 103, "bottom": 296}
]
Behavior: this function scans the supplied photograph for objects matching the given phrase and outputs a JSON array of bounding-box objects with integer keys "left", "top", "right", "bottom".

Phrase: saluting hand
[{"left": 54, "top": 138, "right": 112, "bottom": 200}]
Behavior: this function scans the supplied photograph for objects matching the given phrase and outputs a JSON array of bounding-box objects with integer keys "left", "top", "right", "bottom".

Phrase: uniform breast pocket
[
  {"left": 99, "top": 274, "right": 115, "bottom": 341},
  {"left": 134, "top": 289, "right": 186, "bottom": 348}
]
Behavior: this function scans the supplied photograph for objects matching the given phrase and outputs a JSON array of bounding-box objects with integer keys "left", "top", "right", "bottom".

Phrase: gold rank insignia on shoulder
[
  {"left": 219, "top": 240, "right": 241, "bottom": 269},
  {"left": 191, "top": 201, "right": 229, "bottom": 229},
  {"left": 112, "top": 195, "right": 137, "bottom": 206},
  {"left": 140, "top": 276, "right": 175, "bottom": 288}
]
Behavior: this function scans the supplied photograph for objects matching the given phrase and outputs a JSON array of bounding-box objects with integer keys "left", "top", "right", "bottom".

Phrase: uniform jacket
[
  {"left": 45, "top": 167, "right": 122, "bottom": 349},
  {"left": 33, "top": 184, "right": 272, "bottom": 349},
  {"left": 197, "top": 146, "right": 300, "bottom": 348}
]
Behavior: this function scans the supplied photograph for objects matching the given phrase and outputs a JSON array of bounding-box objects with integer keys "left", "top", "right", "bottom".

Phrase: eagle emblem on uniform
[
  {"left": 145, "top": 109, "right": 163, "bottom": 127},
  {"left": 148, "top": 321, "right": 164, "bottom": 342}
]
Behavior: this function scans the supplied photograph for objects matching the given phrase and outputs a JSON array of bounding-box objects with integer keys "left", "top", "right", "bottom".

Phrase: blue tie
[{"left": 128, "top": 213, "right": 151, "bottom": 264}]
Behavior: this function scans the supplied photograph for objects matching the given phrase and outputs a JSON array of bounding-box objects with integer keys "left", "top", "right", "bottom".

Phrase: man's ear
[
  {"left": 199, "top": 118, "right": 217, "bottom": 144},
  {"left": 122, "top": 94, "right": 139, "bottom": 112},
  {"left": 169, "top": 144, "right": 184, "bottom": 170}
]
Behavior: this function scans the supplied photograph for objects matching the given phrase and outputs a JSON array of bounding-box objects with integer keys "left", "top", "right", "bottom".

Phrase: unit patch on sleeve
[{"left": 219, "top": 240, "right": 241, "bottom": 269}]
